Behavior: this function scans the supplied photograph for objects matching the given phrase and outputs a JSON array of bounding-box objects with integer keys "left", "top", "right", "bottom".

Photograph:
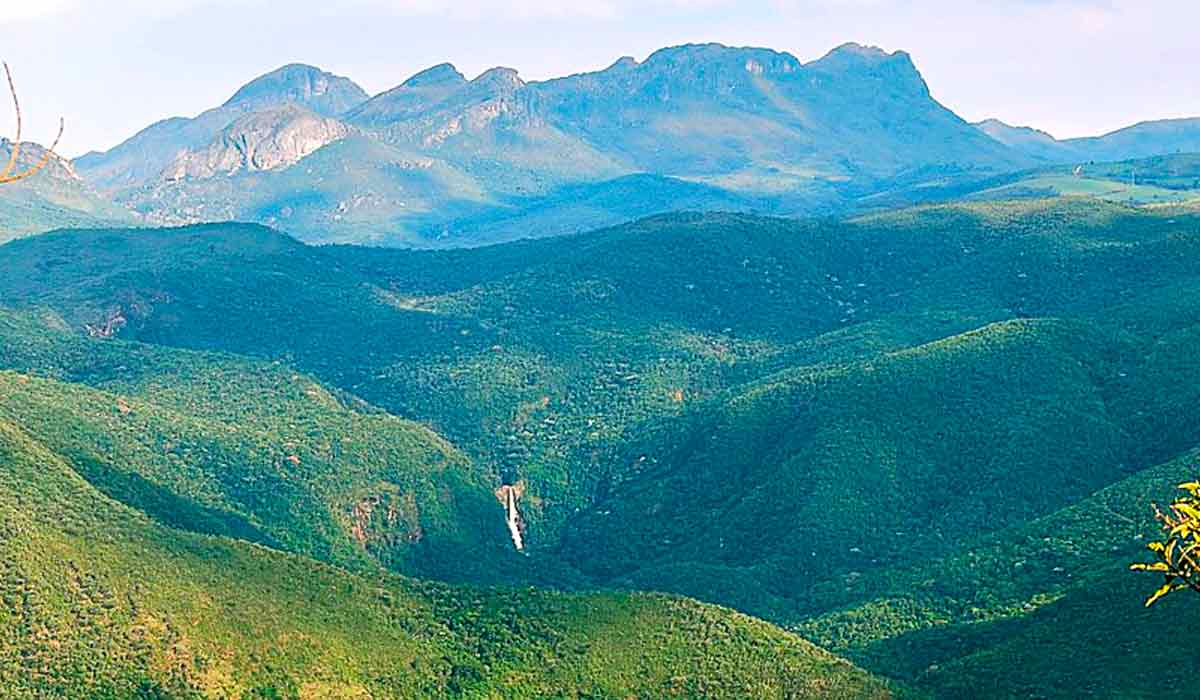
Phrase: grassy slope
[{"left": 853, "top": 152, "right": 1200, "bottom": 213}]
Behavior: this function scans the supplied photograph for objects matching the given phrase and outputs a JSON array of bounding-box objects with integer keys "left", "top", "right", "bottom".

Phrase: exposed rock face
[
  {"left": 423, "top": 70, "right": 529, "bottom": 147},
  {"left": 162, "top": 105, "right": 352, "bottom": 179},
  {"left": 350, "top": 490, "right": 424, "bottom": 551}
]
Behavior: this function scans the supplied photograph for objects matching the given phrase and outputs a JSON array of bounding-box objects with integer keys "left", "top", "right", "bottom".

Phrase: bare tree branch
[{"left": 0, "top": 61, "right": 65, "bottom": 185}]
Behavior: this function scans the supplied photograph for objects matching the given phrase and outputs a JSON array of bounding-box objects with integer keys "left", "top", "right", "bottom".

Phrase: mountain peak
[
  {"left": 402, "top": 63, "right": 467, "bottom": 88},
  {"left": 473, "top": 66, "right": 524, "bottom": 88},
  {"left": 805, "top": 42, "right": 927, "bottom": 99},
  {"left": 608, "top": 56, "right": 639, "bottom": 71},
  {"left": 809, "top": 42, "right": 914, "bottom": 72},
  {"left": 223, "top": 63, "right": 368, "bottom": 116},
  {"left": 345, "top": 64, "right": 471, "bottom": 127},
  {"left": 975, "top": 117, "right": 1053, "bottom": 136},
  {"left": 643, "top": 43, "right": 801, "bottom": 73},
  {"left": 974, "top": 118, "right": 1061, "bottom": 146},
  {"left": 975, "top": 117, "right": 1010, "bottom": 129},
  {"left": 828, "top": 42, "right": 892, "bottom": 60}
]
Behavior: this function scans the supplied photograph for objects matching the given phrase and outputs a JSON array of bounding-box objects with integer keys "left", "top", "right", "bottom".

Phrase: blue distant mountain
[{"left": 66, "top": 44, "right": 1200, "bottom": 247}]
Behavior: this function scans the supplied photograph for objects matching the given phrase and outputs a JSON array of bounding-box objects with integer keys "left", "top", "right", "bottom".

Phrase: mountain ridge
[
  {"left": 49, "top": 43, "right": 1200, "bottom": 249},
  {"left": 0, "top": 138, "right": 137, "bottom": 242},
  {"left": 74, "top": 41, "right": 1035, "bottom": 246},
  {"left": 975, "top": 115, "right": 1200, "bottom": 164}
]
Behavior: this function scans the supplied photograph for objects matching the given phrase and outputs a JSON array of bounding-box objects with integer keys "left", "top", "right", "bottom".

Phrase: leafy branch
[{"left": 1131, "top": 480, "right": 1200, "bottom": 606}]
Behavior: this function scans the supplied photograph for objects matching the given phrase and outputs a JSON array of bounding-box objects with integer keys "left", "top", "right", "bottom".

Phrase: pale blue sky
[{"left": 0, "top": 0, "right": 1196, "bottom": 156}]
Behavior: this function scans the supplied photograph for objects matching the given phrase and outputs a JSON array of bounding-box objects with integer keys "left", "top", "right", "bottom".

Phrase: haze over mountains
[
  {"left": 977, "top": 116, "right": 1200, "bottom": 164},
  {"left": 7, "top": 42, "right": 1180, "bottom": 246}
]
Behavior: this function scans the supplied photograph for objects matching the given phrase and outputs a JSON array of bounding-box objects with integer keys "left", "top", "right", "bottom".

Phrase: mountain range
[
  {"left": 2, "top": 36, "right": 1200, "bottom": 697},
  {"left": 9, "top": 42, "right": 1179, "bottom": 247},
  {"left": 977, "top": 116, "right": 1200, "bottom": 163}
]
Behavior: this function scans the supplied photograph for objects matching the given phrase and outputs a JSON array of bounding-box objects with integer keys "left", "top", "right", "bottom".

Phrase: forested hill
[
  {"left": 0, "top": 372, "right": 895, "bottom": 697},
  {"left": 2, "top": 198, "right": 1199, "bottom": 696}
]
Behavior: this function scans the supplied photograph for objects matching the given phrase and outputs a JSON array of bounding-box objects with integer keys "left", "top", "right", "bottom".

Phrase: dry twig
[{"left": 0, "top": 61, "right": 64, "bottom": 184}]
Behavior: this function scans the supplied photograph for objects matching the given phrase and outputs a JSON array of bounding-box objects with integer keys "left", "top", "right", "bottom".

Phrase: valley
[
  {"left": 1, "top": 196, "right": 1198, "bottom": 696},
  {"left": 1, "top": 19, "right": 1198, "bottom": 698}
]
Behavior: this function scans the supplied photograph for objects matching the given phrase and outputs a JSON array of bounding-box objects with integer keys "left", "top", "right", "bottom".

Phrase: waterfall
[
  {"left": 496, "top": 483, "right": 526, "bottom": 552},
  {"left": 504, "top": 487, "right": 524, "bottom": 551}
]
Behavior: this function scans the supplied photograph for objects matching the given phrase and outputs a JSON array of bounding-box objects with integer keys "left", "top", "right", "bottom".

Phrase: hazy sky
[{"left": 0, "top": 0, "right": 1196, "bottom": 156}]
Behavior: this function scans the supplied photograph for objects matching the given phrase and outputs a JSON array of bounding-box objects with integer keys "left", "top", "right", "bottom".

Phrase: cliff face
[{"left": 162, "top": 105, "right": 352, "bottom": 179}]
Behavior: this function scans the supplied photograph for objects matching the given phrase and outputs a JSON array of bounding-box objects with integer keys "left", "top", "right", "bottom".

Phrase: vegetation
[
  {"left": 2, "top": 197, "right": 1199, "bottom": 696},
  {"left": 0, "top": 410, "right": 895, "bottom": 698},
  {"left": 855, "top": 152, "right": 1200, "bottom": 213},
  {"left": 0, "top": 63, "right": 134, "bottom": 242},
  {"left": 792, "top": 449, "right": 1200, "bottom": 699},
  {"left": 1131, "top": 479, "right": 1200, "bottom": 606}
]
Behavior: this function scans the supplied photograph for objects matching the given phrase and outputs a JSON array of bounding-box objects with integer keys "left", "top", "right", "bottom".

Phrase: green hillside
[
  {"left": 2, "top": 198, "right": 1199, "bottom": 696},
  {"left": 0, "top": 335, "right": 516, "bottom": 585},
  {"left": 561, "top": 319, "right": 1133, "bottom": 584},
  {"left": 794, "top": 448, "right": 1200, "bottom": 698},
  {"left": 0, "top": 406, "right": 893, "bottom": 698}
]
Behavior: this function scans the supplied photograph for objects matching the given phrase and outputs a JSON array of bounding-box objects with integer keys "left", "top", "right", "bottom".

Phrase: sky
[{"left": 0, "top": 0, "right": 1196, "bottom": 157}]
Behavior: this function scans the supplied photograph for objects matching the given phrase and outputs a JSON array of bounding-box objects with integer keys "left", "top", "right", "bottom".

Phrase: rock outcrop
[{"left": 162, "top": 105, "right": 351, "bottom": 179}]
